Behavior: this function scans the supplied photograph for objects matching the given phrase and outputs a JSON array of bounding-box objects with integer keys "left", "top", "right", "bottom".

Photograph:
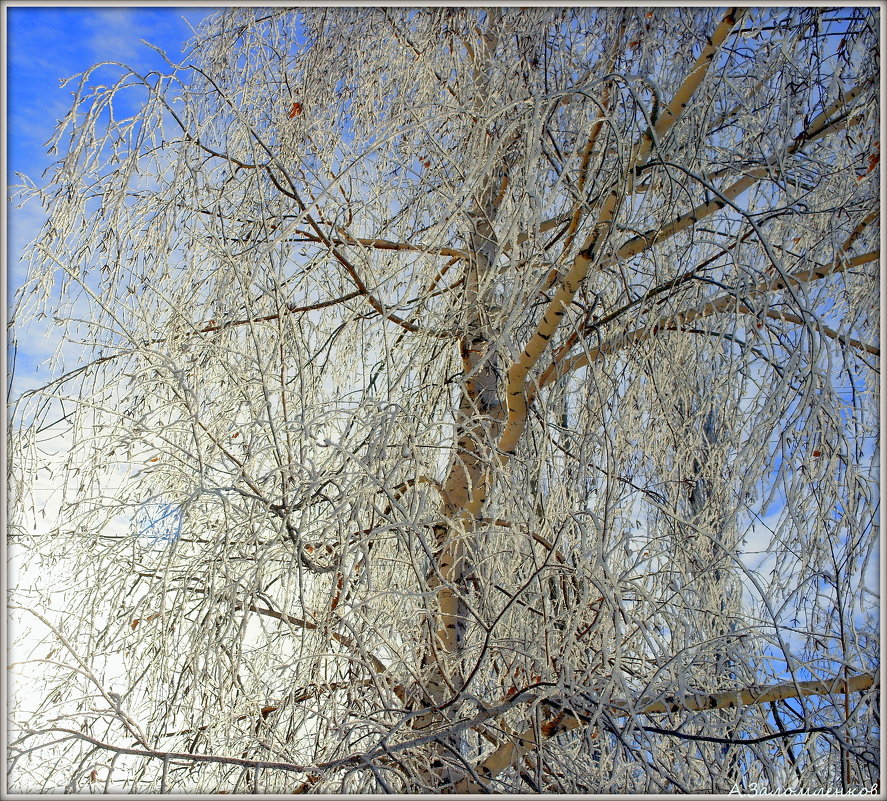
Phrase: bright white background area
[{"left": 5, "top": 7, "right": 215, "bottom": 787}]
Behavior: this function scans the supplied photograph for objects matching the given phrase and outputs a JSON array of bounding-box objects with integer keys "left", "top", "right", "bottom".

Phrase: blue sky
[
  {"left": 7, "top": 5, "right": 214, "bottom": 181},
  {"left": 6, "top": 5, "right": 216, "bottom": 386}
]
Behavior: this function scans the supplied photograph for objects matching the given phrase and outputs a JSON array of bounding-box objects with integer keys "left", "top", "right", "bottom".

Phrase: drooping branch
[
  {"left": 186, "top": 62, "right": 456, "bottom": 342},
  {"left": 539, "top": 249, "right": 880, "bottom": 389},
  {"left": 757, "top": 308, "right": 878, "bottom": 357},
  {"left": 536, "top": 204, "right": 880, "bottom": 391},
  {"left": 454, "top": 670, "right": 879, "bottom": 792},
  {"left": 320, "top": 226, "right": 469, "bottom": 262}
]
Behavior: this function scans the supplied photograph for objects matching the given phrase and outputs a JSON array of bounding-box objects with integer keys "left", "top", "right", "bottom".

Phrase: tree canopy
[{"left": 8, "top": 6, "right": 880, "bottom": 794}]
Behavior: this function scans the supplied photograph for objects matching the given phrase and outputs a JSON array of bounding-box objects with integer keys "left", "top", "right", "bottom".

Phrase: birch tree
[{"left": 8, "top": 6, "right": 880, "bottom": 794}]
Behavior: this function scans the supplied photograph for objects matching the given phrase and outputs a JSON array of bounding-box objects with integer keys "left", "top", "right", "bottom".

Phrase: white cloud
[{"left": 85, "top": 8, "right": 144, "bottom": 65}]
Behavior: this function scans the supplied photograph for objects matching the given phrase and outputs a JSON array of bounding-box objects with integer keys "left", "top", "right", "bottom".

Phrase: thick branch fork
[{"left": 498, "top": 7, "right": 745, "bottom": 457}]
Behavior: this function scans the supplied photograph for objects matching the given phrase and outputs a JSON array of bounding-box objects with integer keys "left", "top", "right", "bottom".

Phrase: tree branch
[
  {"left": 613, "top": 81, "right": 871, "bottom": 263},
  {"left": 540, "top": 250, "right": 879, "bottom": 389},
  {"left": 497, "top": 7, "right": 746, "bottom": 458},
  {"left": 454, "top": 670, "right": 878, "bottom": 792}
]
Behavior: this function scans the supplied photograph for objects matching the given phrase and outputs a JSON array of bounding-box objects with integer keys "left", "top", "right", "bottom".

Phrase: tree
[{"left": 8, "top": 6, "right": 880, "bottom": 794}]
